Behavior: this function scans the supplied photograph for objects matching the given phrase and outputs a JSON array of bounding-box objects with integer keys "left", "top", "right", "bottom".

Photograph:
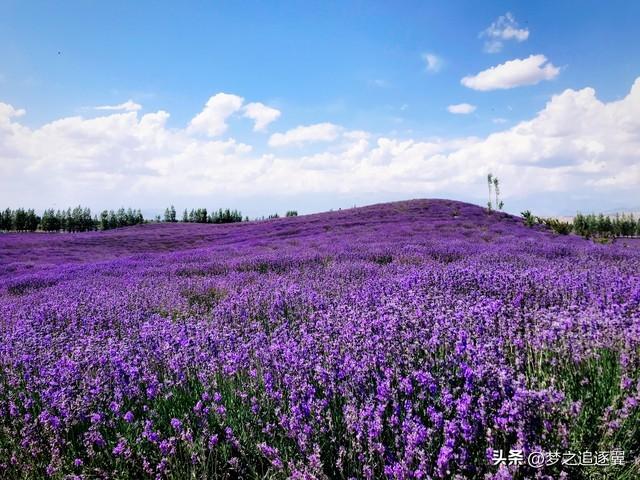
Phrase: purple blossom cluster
[{"left": 0, "top": 200, "right": 638, "bottom": 479}]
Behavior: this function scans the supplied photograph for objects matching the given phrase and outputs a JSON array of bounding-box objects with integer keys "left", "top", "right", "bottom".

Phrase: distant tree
[
  {"left": 106, "top": 210, "right": 116, "bottom": 229},
  {"left": 599, "top": 214, "right": 613, "bottom": 235},
  {"left": 25, "top": 209, "right": 39, "bottom": 232},
  {"left": 14, "top": 208, "right": 27, "bottom": 232},
  {"left": 285, "top": 210, "right": 298, "bottom": 217},
  {"left": 1, "top": 208, "right": 13, "bottom": 231},
  {"left": 55, "top": 210, "right": 66, "bottom": 232},
  {"left": 163, "top": 205, "right": 177, "bottom": 222},
  {"left": 182, "top": 209, "right": 189, "bottom": 222},
  {"left": 99, "top": 210, "right": 109, "bottom": 230},
  {"left": 66, "top": 205, "right": 94, "bottom": 232},
  {"left": 493, "top": 177, "right": 504, "bottom": 210},
  {"left": 41, "top": 209, "right": 58, "bottom": 232},
  {"left": 118, "top": 211, "right": 126, "bottom": 227},
  {"left": 208, "top": 208, "right": 243, "bottom": 224},
  {"left": 486, "top": 173, "right": 504, "bottom": 212}
]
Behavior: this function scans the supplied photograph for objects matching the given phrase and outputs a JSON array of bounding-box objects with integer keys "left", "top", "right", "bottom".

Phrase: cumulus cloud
[
  {"left": 0, "top": 102, "right": 26, "bottom": 122},
  {"left": 95, "top": 100, "right": 142, "bottom": 112},
  {"left": 242, "top": 102, "right": 281, "bottom": 131},
  {"left": 447, "top": 103, "right": 477, "bottom": 114},
  {"left": 188, "top": 93, "right": 244, "bottom": 137},
  {"left": 461, "top": 54, "right": 559, "bottom": 91},
  {"left": 1, "top": 79, "right": 639, "bottom": 213},
  {"left": 481, "top": 12, "right": 529, "bottom": 53},
  {"left": 268, "top": 123, "right": 341, "bottom": 147},
  {"left": 422, "top": 53, "right": 443, "bottom": 73}
]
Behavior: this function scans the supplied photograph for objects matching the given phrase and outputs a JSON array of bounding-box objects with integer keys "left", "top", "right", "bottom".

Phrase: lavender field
[{"left": 0, "top": 199, "right": 638, "bottom": 479}]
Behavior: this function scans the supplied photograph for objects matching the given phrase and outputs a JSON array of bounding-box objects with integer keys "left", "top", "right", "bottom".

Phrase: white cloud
[
  {"left": 95, "top": 100, "right": 142, "bottom": 112},
  {"left": 242, "top": 102, "right": 281, "bottom": 131},
  {"left": 1, "top": 79, "right": 639, "bottom": 212},
  {"left": 188, "top": 93, "right": 244, "bottom": 137},
  {"left": 0, "top": 102, "right": 26, "bottom": 121},
  {"left": 461, "top": 54, "right": 559, "bottom": 91},
  {"left": 422, "top": 53, "right": 443, "bottom": 73},
  {"left": 268, "top": 123, "right": 341, "bottom": 147},
  {"left": 492, "top": 118, "right": 508, "bottom": 124},
  {"left": 447, "top": 103, "right": 477, "bottom": 114},
  {"left": 481, "top": 12, "right": 530, "bottom": 53}
]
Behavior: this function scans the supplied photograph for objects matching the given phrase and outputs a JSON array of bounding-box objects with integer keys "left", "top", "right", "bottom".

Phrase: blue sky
[{"left": 1, "top": 1, "right": 639, "bottom": 216}]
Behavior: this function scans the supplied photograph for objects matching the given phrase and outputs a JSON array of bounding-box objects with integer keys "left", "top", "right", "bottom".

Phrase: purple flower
[
  {"left": 113, "top": 439, "right": 127, "bottom": 456},
  {"left": 1, "top": 199, "right": 639, "bottom": 478},
  {"left": 170, "top": 418, "right": 182, "bottom": 432}
]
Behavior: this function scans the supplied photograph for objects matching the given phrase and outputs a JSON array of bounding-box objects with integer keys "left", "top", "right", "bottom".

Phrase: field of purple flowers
[{"left": 0, "top": 199, "right": 638, "bottom": 479}]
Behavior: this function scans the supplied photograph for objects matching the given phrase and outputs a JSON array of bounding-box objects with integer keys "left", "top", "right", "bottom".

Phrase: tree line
[
  {"left": 522, "top": 210, "right": 640, "bottom": 239},
  {"left": 161, "top": 206, "right": 246, "bottom": 224},
  {"left": 163, "top": 206, "right": 298, "bottom": 224},
  {"left": 0, "top": 207, "right": 145, "bottom": 232},
  {"left": 1, "top": 205, "right": 299, "bottom": 232}
]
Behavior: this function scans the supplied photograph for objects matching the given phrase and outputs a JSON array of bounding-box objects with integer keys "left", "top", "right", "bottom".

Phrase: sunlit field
[{"left": 1, "top": 200, "right": 638, "bottom": 479}]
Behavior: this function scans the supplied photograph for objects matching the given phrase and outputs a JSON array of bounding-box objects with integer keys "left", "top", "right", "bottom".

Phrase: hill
[
  {"left": 1, "top": 198, "right": 639, "bottom": 478},
  {"left": 0, "top": 199, "right": 583, "bottom": 272}
]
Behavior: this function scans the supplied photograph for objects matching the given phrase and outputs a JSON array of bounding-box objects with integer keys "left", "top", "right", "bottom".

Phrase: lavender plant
[{"left": 0, "top": 199, "right": 638, "bottom": 479}]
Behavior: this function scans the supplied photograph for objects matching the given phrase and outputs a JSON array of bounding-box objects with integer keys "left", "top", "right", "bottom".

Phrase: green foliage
[
  {"left": 164, "top": 205, "right": 177, "bottom": 222},
  {"left": 0, "top": 207, "right": 43, "bottom": 232},
  {"left": 285, "top": 210, "right": 298, "bottom": 217},
  {"left": 574, "top": 212, "right": 638, "bottom": 239},
  {"left": 179, "top": 208, "right": 243, "bottom": 224},
  {"left": 540, "top": 217, "right": 573, "bottom": 235},
  {"left": 210, "top": 208, "right": 243, "bottom": 224},
  {"left": 521, "top": 210, "right": 538, "bottom": 227},
  {"left": 40, "top": 209, "right": 59, "bottom": 232},
  {"left": 526, "top": 348, "right": 639, "bottom": 480},
  {"left": 0, "top": 206, "right": 144, "bottom": 232},
  {"left": 522, "top": 210, "right": 639, "bottom": 240},
  {"left": 99, "top": 208, "right": 145, "bottom": 231}
]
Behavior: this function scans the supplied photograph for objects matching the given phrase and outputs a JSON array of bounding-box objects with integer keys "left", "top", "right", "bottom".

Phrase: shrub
[{"left": 521, "top": 210, "right": 538, "bottom": 227}]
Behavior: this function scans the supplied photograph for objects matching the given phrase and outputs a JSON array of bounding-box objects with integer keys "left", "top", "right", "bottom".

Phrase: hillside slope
[
  {"left": 1, "top": 199, "right": 639, "bottom": 478},
  {"left": 0, "top": 199, "right": 590, "bottom": 273}
]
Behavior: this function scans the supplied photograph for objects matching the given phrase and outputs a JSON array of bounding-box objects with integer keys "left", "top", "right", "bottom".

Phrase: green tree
[
  {"left": 486, "top": 173, "right": 493, "bottom": 211},
  {"left": 14, "top": 208, "right": 27, "bottom": 231},
  {"left": 0, "top": 208, "right": 13, "bottom": 231}
]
